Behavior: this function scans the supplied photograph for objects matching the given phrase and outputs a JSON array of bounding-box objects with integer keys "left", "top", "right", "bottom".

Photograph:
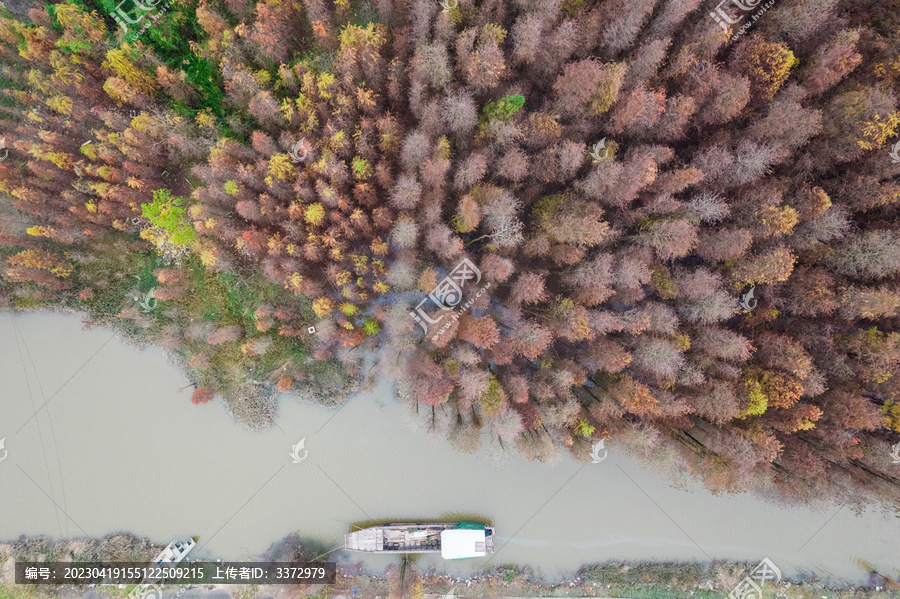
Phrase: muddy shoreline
[{"left": 1, "top": 533, "right": 897, "bottom": 599}]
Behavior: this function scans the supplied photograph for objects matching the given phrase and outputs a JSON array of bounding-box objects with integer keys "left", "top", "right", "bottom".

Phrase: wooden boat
[
  {"left": 344, "top": 522, "right": 494, "bottom": 559},
  {"left": 152, "top": 537, "right": 198, "bottom": 564},
  {"left": 123, "top": 538, "right": 198, "bottom": 596}
]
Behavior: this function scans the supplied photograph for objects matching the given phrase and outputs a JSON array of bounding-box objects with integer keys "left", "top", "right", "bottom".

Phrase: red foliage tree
[{"left": 190, "top": 387, "right": 215, "bottom": 405}]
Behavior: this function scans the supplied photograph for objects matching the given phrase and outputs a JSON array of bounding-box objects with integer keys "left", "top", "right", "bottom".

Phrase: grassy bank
[
  {"left": 0, "top": 227, "right": 361, "bottom": 430},
  {"left": 2, "top": 534, "right": 897, "bottom": 599}
]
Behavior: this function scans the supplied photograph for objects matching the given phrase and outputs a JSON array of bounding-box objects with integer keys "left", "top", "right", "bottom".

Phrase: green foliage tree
[
  {"left": 478, "top": 94, "right": 525, "bottom": 129},
  {"left": 141, "top": 189, "right": 197, "bottom": 246}
]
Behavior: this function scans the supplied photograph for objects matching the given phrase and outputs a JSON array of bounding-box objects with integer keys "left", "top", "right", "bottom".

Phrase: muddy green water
[{"left": 1, "top": 311, "right": 898, "bottom": 583}]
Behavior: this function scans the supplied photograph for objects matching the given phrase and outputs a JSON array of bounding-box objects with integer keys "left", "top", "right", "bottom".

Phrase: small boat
[
  {"left": 344, "top": 522, "right": 494, "bottom": 560},
  {"left": 152, "top": 538, "right": 198, "bottom": 564},
  {"left": 125, "top": 538, "right": 199, "bottom": 595}
]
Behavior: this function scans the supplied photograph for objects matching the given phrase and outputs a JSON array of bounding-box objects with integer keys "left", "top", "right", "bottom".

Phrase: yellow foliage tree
[
  {"left": 7, "top": 248, "right": 73, "bottom": 278},
  {"left": 104, "top": 46, "right": 157, "bottom": 95},
  {"left": 312, "top": 297, "right": 334, "bottom": 317},
  {"left": 305, "top": 203, "right": 325, "bottom": 226},
  {"left": 267, "top": 153, "right": 295, "bottom": 182}
]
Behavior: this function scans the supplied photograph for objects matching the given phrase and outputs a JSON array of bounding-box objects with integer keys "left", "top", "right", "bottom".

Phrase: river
[{"left": 1, "top": 311, "right": 898, "bottom": 583}]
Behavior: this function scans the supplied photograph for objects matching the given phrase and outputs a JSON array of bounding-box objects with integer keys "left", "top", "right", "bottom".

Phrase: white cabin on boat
[
  {"left": 344, "top": 522, "right": 494, "bottom": 560},
  {"left": 439, "top": 528, "right": 490, "bottom": 559}
]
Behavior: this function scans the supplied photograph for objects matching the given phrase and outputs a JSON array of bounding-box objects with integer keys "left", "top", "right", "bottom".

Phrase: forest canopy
[{"left": 1, "top": 0, "right": 900, "bottom": 507}]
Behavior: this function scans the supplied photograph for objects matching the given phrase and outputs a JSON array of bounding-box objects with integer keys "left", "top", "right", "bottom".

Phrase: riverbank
[
  {"left": 1, "top": 534, "right": 898, "bottom": 599},
  {"left": 1, "top": 250, "right": 363, "bottom": 431},
  {"left": 3, "top": 311, "right": 900, "bottom": 582}
]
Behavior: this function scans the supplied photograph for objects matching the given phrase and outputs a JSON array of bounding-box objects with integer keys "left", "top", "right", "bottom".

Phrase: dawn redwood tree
[{"left": 191, "top": 387, "right": 215, "bottom": 405}]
